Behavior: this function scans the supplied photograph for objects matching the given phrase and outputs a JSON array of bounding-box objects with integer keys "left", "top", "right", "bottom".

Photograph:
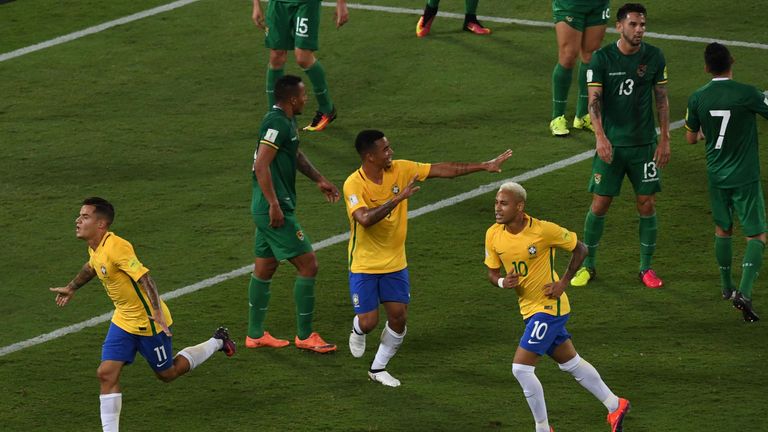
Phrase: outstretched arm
[
  {"left": 654, "top": 83, "right": 671, "bottom": 168},
  {"left": 297, "top": 150, "right": 340, "bottom": 203},
  {"left": 49, "top": 261, "right": 96, "bottom": 307},
  {"left": 543, "top": 241, "right": 587, "bottom": 299},
  {"left": 139, "top": 272, "right": 172, "bottom": 337},
  {"left": 427, "top": 149, "right": 513, "bottom": 178}
]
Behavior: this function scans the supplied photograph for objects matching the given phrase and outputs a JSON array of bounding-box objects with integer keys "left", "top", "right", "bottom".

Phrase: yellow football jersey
[
  {"left": 88, "top": 232, "right": 173, "bottom": 336},
  {"left": 343, "top": 159, "right": 431, "bottom": 273},
  {"left": 484, "top": 216, "right": 578, "bottom": 319}
]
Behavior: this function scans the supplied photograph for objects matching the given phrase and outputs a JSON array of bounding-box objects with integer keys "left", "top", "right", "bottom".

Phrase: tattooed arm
[
  {"left": 297, "top": 150, "right": 340, "bottom": 203},
  {"left": 427, "top": 149, "right": 513, "bottom": 178},
  {"left": 49, "top": 262, "right": 97, "bottom": 307},
  {"left": 654, "top": 84, "right": 671, "bottom": 168},
  {"left": 139, "top": 272, "right": 172, "bottom": 336},
  {"left": 589, "top": 85, "right": 613, "bottom": 164},
  {"left": 351, "top": 176, "right": 420, "bottom": 228}
]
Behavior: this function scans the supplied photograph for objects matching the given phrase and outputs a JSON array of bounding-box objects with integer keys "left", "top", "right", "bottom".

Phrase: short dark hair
[
  {"left": 274, "top": 75, "right": 303, "bottom": 103},
  {"left": 355, "top": 130, "right": 385, "bottom": 156},
  {"left": 617, "top": 3, "right": 646, "bottom": 21},
  {"left": 705, "top": 42, "right": 733, "bottom": 75},
  {"left": 83, "top": 197, "right": 114, "bottom": 225}
]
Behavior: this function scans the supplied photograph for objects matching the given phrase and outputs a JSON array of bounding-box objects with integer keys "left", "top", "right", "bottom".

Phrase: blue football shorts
[
  {"left": 348, "top": 268, "right": 411, "bottom": 314},
  {"left": 519, "top": 312, "right": 572, "bottom": 356},
  {"left": 101, "top": 322, "right": 174, "bottom": 372}
]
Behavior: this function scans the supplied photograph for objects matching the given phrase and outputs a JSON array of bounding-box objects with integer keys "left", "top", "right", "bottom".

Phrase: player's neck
[
  {"left": 711, "top": 71, "right": 733, "bottom": 80},
  {"left": 274, "top": 103, "right": 294, "bottom": 118},
  {"left": 504, "top": 214, "right": 527, "bottom": 235},
  {"left": 87, "top": 230, "right": 108, "bottom": 250},
  {"left": 616, "top": 38, "right": 641, "bottom": 55},
  {"left": 361, "top": 164, "right": 384, "bottom": 184}
]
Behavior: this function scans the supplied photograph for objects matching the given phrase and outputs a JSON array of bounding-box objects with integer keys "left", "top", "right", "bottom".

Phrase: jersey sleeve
[
  {"left": 540, "top": 220, "right": 578, "bottom": 252},
  {"left": 685, "top": 94, "right": 700, "bottom": 132},
  {"left": 343, "top": 176, "right": 369, "bottom": 217},
  {"left": 654, "top": 50, "right": 668, "bottom": 85},
  {"left": 112, "top": 239, "right": 149, "bottom": 282},
  {"left": 397, "top": 159, "right": 431, "bottom": 181},
  {"left": 258, "top": 119, "right": 289, "bottom": 151},
  {"left": 750, "top": 87, "right": 768, "bottom": 120},
  {"left": 484, "top": 227, "right": 502, "bottom": 269},
  {"left": 587, "top": 51, "right": 605, "bottom": 88}
]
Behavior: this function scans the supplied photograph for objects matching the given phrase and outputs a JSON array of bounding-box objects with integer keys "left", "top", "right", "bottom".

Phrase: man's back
[{"left": 687, "top": 79, "right": 768, "bottom": 188}]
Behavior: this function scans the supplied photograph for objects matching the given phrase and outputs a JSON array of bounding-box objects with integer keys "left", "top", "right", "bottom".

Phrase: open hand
[{"left": 484, "top": 149, "right": 513, "bottom": 172}]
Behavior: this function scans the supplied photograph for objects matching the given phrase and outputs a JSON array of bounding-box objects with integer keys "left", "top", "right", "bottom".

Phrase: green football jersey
[
  {"left": 587, "top": 41, "right": 668, "bottom": 147},
  {"left": 685, "top": 79, "right": 768, "bottom": 188},
  {"left": 252, "top": 107, "right": 300, "bottom": 215},
  {"left": 271, "top": 0, "right": 317, "bottom": 4}
]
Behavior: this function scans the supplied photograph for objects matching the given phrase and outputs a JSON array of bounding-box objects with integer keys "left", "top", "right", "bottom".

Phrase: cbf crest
[
  {"left": 528, "top": 245, "right": 538, "bottom": 257},
  {"left": 100, "top": 265, "right": 107, "bottom": 276},
  {"left": 352, "top": 293, "right": 360, "bottom": 308}
]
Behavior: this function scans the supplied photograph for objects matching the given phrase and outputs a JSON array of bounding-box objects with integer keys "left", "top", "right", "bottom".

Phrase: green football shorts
[
  {"left": 708, "top": 181, "right": 767, "bottom": 236},
  {"left": 253, "top": 211, "right": 313, "bottom": 261},
  {"left": 588, "top": 145, "right": 662, "bottom": 197},
  {"left": 265, "top": 0, "right": 321, "bottom": 51},
  {"left": 552, "top": 0, "right": 610, "bottom": 31}
]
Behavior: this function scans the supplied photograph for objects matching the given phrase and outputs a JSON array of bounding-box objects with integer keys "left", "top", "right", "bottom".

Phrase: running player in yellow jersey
[
  {"left": 344, "top": 129, "right": 512, "bottom": 387},
  {"left": 484, "top": 183, "right": 629, "bottom": 432},
  {"left": 49, "top": 198, "right": 236, "bottom": 432}
]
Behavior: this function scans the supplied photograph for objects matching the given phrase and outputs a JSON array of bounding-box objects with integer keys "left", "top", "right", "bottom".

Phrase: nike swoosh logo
[
  {"left": 527, "top": 340, "right": 541, "bottom": 345},
  {"left": 156, "top": 360, "right": 168, "bottom": 368}
]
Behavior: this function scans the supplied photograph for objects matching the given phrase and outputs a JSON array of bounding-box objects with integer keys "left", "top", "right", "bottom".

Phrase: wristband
[{"left": 497, "top": 277, "right": 505, "bottom": 288}]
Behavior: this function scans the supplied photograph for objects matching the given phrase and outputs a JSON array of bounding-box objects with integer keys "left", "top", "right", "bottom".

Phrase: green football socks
[
  {"left": 465, "top": 0, "right": 479, "bottom": 15},
  {"left": 576, "top": 60, "right": 589, "bottom": 118},
  {"left": 639, "top": 214, "right": 657, "bottom": 271},
  {"left": 427, "top": 0, "right": 440, "bottom": 8},
  {"left": 247, "top": 275, "right": 272, "bottom": 339},
  {"left": 738, "top": 239, "right": 765, "bottom": 300},
  {"left": 552, "top": 63, "right": 573, "bottom": 119},
  {"left": 583, "top": 210, "right": 606, "bottom": 269},
  {"left": 266, "top": 67, "right": 285, "bottom": 108},
  {"left": 714, "top": 235, "right": 734, "bottom": 294},
  {"left": 304, "top": 61, "right": 334, "bottom": 114},
  {"left": 294, "top": 276, "right": 316, "bottom": 340}
]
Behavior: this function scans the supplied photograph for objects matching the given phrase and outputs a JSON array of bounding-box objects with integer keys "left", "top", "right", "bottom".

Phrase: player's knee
[
  {"left": 387, "top": 316, "right": 407, "bottom": 334},
  {"left": 155, "top": 368, "right": 178, "bottom": 383},
  {"left": 96, "top": 366, "right": 117, "bottom": 385},
  {"left": 636, "top": 196, "right": 656, "bottom": 215},
  {"left": 557, "top": 47, "right": 579, "bottom": 68},
  {"left": 358, "top": 315, "right": 378, "bottom": 333},
  {"left": 269, "top": 50, "right": 288, "bottom": 68},
  {"left": 294, "top": 50, "right": 316, "bottom": 69},
  {"left": 579, "top": 51, "right": 593, "bottom": 64},
  {"left": 298, "top": 257, "right": 318, "bottom": 277}
]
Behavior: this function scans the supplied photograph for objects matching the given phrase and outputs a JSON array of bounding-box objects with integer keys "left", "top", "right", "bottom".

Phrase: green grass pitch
[{"left": 1, "top": 1, "right": 767, "bottom": 430}]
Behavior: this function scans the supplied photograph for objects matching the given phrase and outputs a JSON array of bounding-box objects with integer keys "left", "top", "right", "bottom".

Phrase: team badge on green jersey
[
  {"left": 594, "top": 173, "right": 602, "bottom": 184},
  {"left": 637, "top": 64, "right": 647, "bottom": 77},
  {"left": 296, "top": 230, "right": 304, "bottom": 241}
]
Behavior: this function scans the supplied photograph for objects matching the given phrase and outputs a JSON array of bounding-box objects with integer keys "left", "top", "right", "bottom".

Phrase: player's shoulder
[
  {"left": 485, "top": 223, "right": 504, "bottom": 240},
  {"left": 260, "top": 109, "right": 290, "bottom": 129},
  {"left": 642, "top": 41, "right": 665, "bottom": 58},
  {"left": 344, "top": 168, "right": 365, "bottom": 187},
  {"left": 103, "top": 232, "right": 134, "bottom": 255}
]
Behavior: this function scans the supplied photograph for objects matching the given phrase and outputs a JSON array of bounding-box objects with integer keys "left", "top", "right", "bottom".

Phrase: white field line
[
  {"left": 0, "top": 0, "right": 202, "bottom": 63},
  {"left": 335, "top": 2, "right": 768, "bottom": 50},
  {"left": 0, "top": 4, "right": 760, "bottom": 356},
  {"left": 1, "top": 0, "right": 766, "bottom": 64}
]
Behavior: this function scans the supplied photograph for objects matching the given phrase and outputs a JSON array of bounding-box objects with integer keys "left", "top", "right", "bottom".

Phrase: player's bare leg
[
  {"left": 97, "top": 360, "right": 124, "bottom": 432},
  {"left": 368, "top": 302, "right": 407, "bottom": 387},
  {"left": 637, "top": 194, "right": 662, "bottom": 288},
  {"left": 290, "top": 251, "right": 336, "bottom": 352},
  {"left": 247, "top": 257, "right": 290, "bottom": 348}
]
